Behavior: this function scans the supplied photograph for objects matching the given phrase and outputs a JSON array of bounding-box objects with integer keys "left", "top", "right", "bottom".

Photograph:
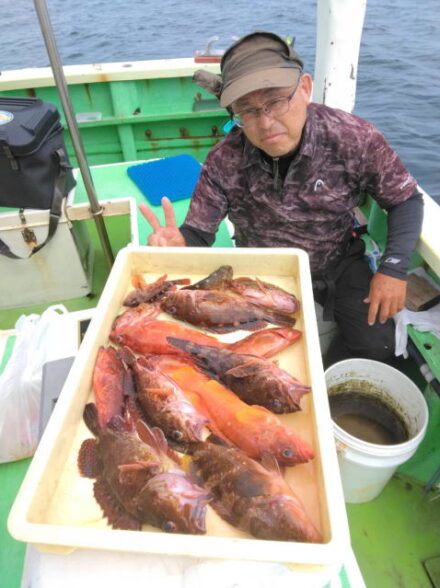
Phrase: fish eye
[
  {"left": 172, "top": 430, "right": 184, "bottom": 441},
  {"left": 272, "top": 399, "right": 282, "bottom": 410},
  {"left": 282, "top": 448, "right": 294, "bottom": 458},
  {"left": 163, "top": 520, "right": 177, "bottom": 533}
]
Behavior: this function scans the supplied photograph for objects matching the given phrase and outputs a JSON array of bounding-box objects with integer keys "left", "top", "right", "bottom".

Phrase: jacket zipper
[{"left": 272, "top": 157, "right": 279, "bottom": 189}]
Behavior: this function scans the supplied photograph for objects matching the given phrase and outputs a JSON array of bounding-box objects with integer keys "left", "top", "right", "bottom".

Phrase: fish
[
  {"left": 229, "top": 276, "right": 300, "bottom": 315},
  {"left": 110, "top": 306, "right": 226, "bottom": 355},
  {"left": 77, "top": 402, "right": 211, "bottom": 533},
  {"left": 110, "top": 302, "right": 161, "bottom": 335},
  {"left": 190, "top": 438, "right": 321, "bottom": 542},
  {"left": 182, "top": 265, "right": 300, "bottom": 315},
  {"left": 229, "top": 327, "right": 302, "bottom": 357},
  {"left": 167, "top": 338, "right": 311, "bottom": 414},
  {"left": 123, "top": 274, "right": 191, "bottom": 307},
  {"left": 147, "top": 354, "right": 314, "bottom": 466},
  {"left": 110, "top": 303, "right": 301, "bottom": 358},
  {"left": 160, "top": 289, "right": 296, "bottom": 333},
  {"left": 92, "top": 346, "right": 135, "bottom": 429},
  {"left": 118, "top": 347, "right": 208, "bottom": 443}
]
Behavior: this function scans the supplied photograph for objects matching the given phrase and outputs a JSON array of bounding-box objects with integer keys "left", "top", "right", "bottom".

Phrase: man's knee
[{"left": 344, "top": 320, "right": 395, "bottom": 361}]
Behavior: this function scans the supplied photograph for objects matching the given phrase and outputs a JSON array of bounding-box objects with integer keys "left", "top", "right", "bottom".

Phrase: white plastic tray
[{"left": 8, "top": 246, "right": 350, "bottom": 568}]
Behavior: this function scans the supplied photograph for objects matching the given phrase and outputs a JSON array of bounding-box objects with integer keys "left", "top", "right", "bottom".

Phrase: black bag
[{"left": 0, "top": 96, "right": 76, "bottom": 258}]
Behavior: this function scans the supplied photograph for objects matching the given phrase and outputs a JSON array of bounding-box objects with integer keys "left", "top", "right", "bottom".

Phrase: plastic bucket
[{"left": 325, "top": 358, "right": 429, "bottom": 503}]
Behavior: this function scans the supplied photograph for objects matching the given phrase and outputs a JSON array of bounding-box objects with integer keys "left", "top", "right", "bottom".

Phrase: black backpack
[{"left": 0, "top": 96, "right": 76, "bottom": 258}]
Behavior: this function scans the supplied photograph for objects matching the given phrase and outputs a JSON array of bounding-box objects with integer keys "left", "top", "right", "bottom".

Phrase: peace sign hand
[{"left": 139, "top": 197, "right": 186, "bottom": 247}]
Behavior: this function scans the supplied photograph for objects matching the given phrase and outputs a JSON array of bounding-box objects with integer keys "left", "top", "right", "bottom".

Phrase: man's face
[{"left": 232, "top": 74, "right": 312, "bottom": 158}]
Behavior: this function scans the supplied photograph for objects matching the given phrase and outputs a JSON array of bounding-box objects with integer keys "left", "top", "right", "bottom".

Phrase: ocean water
[{"left": 1, "top": 0, "right": 439, "bottom": 201}]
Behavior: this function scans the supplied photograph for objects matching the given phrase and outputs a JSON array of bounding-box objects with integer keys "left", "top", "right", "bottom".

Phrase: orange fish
[{"left": 148, "top": 354, "right": 314, "bottom": 467}]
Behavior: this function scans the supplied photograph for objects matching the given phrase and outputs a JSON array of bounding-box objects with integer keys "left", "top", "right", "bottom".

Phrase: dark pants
[{"left": 314, "top": 239, "right": 395, "bottom": 368}]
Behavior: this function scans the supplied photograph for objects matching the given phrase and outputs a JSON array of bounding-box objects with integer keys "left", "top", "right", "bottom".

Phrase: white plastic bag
[{"left": 0, "top": 304, "right": 68, "bottom": 463}]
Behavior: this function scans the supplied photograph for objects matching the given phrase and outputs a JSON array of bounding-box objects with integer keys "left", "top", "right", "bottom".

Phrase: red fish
[
  {"left": 160, "top": 289, "right": 296, "bottom": 333},
  {"left": 123, "top": 274, "right": 191, "bottom": 307},
  {"left": 167, "top": 338, "right": 311, "bottom": 414},
  {"left": 229, "top": 276, "right": 300, "bottom": 315},
  {"left": 147, "top": 354, "right": 314, "bottom": 466},
  {"left": 111, "top": 304, "right": 301, "bottom": 358},
  {"left": 92, "top": 346, "right": 134, "bottom": 429},
  {"left": 110, "top": 303, "right": 161, "bottom": 334},
  {"left": 229, "top": 327, "right": 301, "bottom": 357},
  {"left": 191, "top": 439, "right": 321, "bottom": 542},
  {"left": 119, "top": 348, "right": 208, "bottom": 443},
  {"left": 77, "top": 402, "right": 211, "bottom": 533},
  {"left": 110, "top": 306, "right": 225, "bottom": 355}
]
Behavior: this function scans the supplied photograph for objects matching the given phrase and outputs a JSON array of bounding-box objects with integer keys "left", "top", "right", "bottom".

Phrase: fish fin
[
  {"left": 124, "top": 395, "right": 145, "bottom": 424},
  {"left": 83, "top": 403, "right": 101, "bottom": 437},
  {"left": 77, "top": 438, "right": 100, "bottom": 478},
  {"left": 260, "top": 451, "right": 283, "bottom": 476},
  {"left": 93, "top": 477, "right": 141, "bottom": 530},
  {"left": 117, "top": 345, "right": 137, "bottom": 367},
  {"left": 136, "top": 419, "right": 170, "bottom": 456},
  {"left": 107, "top": 412, "right": 134, "bottom": 433},
  {"left": 208, "top": 320, "right": 268, "bottom": 333},
  {"left": 183, "top": 265, "right": 233, "bottom": 291},
  {"left": 225, "top": 359, "right": 263, "bottom": 378},
  {"left": 205, "top": 433, "right": 232, "bottom": 447},
  {"left": 263, "top": 310, "right": 296, "bottom": 328},
  {"left": 118, "top": 461, "right": 159, "bottom": 485}
]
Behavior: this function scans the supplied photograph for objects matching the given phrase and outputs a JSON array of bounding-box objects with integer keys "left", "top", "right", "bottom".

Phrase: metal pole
[{"left": 33, "top": 0, "right": 114, "bottom": 267}]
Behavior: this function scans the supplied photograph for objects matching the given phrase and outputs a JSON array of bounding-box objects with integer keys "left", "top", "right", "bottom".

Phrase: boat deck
[{"left": 1, "top": 161, "right": 440, "bottom": 587}]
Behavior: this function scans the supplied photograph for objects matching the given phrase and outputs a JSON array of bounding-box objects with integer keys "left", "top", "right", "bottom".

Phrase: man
[{"left": 140, "top": 31, "right": 423, "bottom": 366}]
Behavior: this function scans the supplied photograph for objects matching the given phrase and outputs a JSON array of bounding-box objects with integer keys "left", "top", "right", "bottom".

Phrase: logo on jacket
[
  {"left": 313, "top": 179, "right": 325, "bottom": 191},
  {"left": 384, "top": 256, "right": 401, "bottom": 264},
  {"left": 0, "top": 111, "right": 14, "bottom": 125}
]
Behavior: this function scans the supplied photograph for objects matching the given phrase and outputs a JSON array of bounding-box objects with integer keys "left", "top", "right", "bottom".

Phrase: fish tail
[
  {"left": 83, "top": 402, "right": 101, "bottom": 436},
  {"left": 263, "top": 310, "right": 296, "bottom": 327}
]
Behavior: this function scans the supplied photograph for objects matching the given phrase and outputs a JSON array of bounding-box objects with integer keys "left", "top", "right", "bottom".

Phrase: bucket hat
[{"left": 219, "top": 31, "right": 303, "bottom": 107}]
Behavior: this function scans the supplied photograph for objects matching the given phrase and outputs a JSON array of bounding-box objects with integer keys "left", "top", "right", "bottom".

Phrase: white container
[
  {"left": 325, "top": 358, "right": 429, "bottom": 503},
  {"left": 8, "top": 247, "right": 351, "bottom": 569},
  {"left": 0, "top": 204, "right": 93, "bottom": 309}
]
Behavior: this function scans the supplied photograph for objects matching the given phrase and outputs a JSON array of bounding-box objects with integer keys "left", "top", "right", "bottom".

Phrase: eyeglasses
[{"left": 232, "top": 76, "right": 302, "bottom": 128}]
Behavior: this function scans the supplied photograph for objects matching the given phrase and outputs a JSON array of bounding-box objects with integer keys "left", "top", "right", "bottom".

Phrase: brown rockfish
[
  {"left": 167, "top": 338, "right": 311, "bottom": 413},
  {"left": 78, "top": 402, "right": 210, "bottom": 533},
  {"left": 160, "top": 289, "right": 296, "bottom": 333},
  {"left": 191, "top": 439, "right": 321, "bottom": 542}
]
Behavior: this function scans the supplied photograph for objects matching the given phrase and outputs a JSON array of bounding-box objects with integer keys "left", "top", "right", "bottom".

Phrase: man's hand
[
  {"left": 364, "top": 272, "right": 407, "bottom": 325},
  {"left": 139, "top": 197, "right": 186, "bottom": 247}
]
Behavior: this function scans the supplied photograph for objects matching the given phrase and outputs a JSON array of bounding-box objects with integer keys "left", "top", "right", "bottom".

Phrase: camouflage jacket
[{"left": 183, "top": 103, "right": 418, "bottom": 276}]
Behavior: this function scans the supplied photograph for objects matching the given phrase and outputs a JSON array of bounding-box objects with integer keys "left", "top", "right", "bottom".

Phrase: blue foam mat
[{"left": 127, "top": 154, "right": 202, "bottom": 206}]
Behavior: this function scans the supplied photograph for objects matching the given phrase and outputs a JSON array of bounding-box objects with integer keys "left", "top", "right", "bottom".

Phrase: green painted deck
[{"left": 1, "top": 161, "right": 440, "bottom": 588}]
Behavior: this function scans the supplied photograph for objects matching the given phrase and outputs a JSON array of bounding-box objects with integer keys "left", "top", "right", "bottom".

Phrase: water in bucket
[
  {"left": 325, "top": 359, "right": 428, "bottom": 503},
  {"left": 329, "top": 389, "right": 409, "bottom": 445}
]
